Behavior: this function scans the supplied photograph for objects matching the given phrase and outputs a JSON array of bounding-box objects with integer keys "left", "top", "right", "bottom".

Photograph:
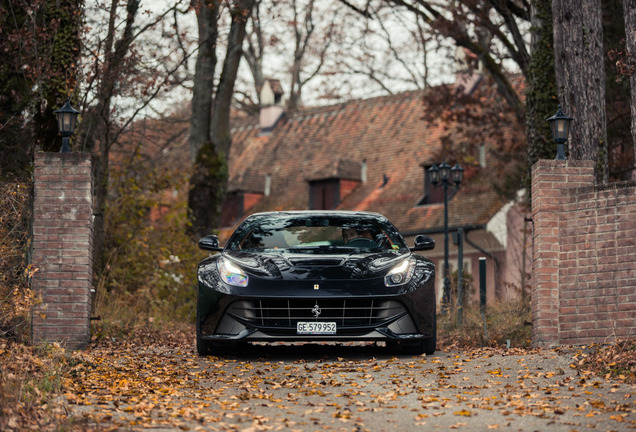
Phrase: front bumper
[{"left": 200, "top": 297, "right": 426, "bottom": 342}]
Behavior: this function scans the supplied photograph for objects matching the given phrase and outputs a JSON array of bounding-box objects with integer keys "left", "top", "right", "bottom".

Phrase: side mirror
[
  {"left": 412, "top": 235, "right": 435, "bottom": 251},
  {"left": 199, "top": 235, "right": 223, "bottom": 251}
]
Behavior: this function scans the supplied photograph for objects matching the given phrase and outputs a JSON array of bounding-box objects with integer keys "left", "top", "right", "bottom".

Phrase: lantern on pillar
[{"left": 53, "top": 99, "right": 80, "bottom": 153}]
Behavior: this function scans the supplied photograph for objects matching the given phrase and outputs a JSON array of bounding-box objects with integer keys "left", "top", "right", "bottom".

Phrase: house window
[
  {"left": 309, "top": 179, "right": 340, "bottom": 210},
  {"left": 418, "top": 165, "right": 446, "bottom": 205}
]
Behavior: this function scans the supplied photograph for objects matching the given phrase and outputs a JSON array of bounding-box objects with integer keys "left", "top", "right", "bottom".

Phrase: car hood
[{"left": 221, "top": 250, "right": 409, "bottom": 280}]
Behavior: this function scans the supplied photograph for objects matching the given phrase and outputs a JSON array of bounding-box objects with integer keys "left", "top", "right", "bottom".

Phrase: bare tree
[
  {"left": 285, "top": 0, "right": 335, "bottom": 110},
  {"left": 385, "top": 0, "right": 529, "bottom": 123},
  {"left": 240, "top": 0, "right": 342, "bottom": 112},
  {"left": 373, "top": 0, "right": 557, "bottom": 195},
  {"left": 77, "top": 0, "right": 193, "bottom": 273},
  {"left": 239, "top": 0, "right": 438, "bottom": 113},
  {"left": 240, "top": 0, "right": 266, "bottom": 113},
  {"left": 335, "top": 3, "right": 436, "bottom": 95},
  {"left": 188, "top": 0, "right": 257, "bottom": 238}
]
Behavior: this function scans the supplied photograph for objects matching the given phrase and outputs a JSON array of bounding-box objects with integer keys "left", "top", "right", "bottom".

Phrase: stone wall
[
  {"left": 31, "top": 152, "right": 93, "bottom": 349},
  {"left": 531, "top": 160, "right": 636, "bottom": 347}
]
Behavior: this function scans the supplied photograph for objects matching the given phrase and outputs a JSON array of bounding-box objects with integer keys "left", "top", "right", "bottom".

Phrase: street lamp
[
  {"left": 53, "top": 98, "right": 80, "bottom": 153},
  {"left": 428, "top": 161, "right": 463, "bottom": 313},
  {"left": 546, "top": 105, "right": 573, "bottom": 160}
]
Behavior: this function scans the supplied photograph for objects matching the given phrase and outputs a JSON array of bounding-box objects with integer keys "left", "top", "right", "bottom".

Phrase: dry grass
[{"left": 438, "top": 300, "right": 533, "bottom": 350}]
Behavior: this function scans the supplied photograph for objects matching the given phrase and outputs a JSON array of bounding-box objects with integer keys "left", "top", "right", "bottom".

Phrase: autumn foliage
[
  {"left": 0, "top": 179, "right": 34, "bottom": 342},
  {"left": 95, "top": 161, "right": 200, "bottom": 325},
  {"left": 0, "top": 179, "right": 70, "bottom": 431},
  {"left": 2, "top": 320, "right": 634, "bottom": 431},
  {"left": 421, "top": 74, "right": 528, "bottom": 199}
]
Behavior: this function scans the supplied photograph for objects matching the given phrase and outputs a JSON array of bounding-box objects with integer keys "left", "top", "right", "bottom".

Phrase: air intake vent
[
  {"left": 288, "top": 258, "right": 344, "bottom": 267},
  {"left": 227, "top": 299, "right": 407, "bottom": 329}
]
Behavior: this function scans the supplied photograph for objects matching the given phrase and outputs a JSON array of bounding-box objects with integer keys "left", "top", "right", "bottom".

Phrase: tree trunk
[
  {"left": 624, "top": 0, "right": 636, "bottom": 179},
  {"left": 189, "top": 0, "right": 219, "bottom": 162},
  {"left": 212, "top": 0, "right": 256, "bottom": 157},
  {"left": 244, "top": 2, "right": 265, "bottom": 108},
  {"left": 188, "top": 0, "right": 256, "bottom": 239},
  {"left": 552, "top": 0, "right": 608, "bottom": 183},
  {"left": 526, "top": 0, "right": 558, "bottom": 175},
  {"left": 89, "top": 0, "right": 139, "bottom": 275},
  {"left": 287, "top": 0, "right": 312, "bottom": 112}
]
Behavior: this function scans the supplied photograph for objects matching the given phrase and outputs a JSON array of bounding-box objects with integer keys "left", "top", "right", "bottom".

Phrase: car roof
[
  {"left": 248, "top": 210, "right": 387, "bottom": 218},
  {"left": 238, "top": 211, "right": 393, "bottom": 228}
]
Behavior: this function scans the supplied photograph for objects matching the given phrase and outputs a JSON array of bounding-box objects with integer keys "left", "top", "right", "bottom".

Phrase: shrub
[
  {"left": 0, "top": 179, "right": 34, "bottom": 343},
  {"left": 95, "top": 164, "right": 200, "bottom": 325},
  {"left": 438, "top": 299, "right": 532, "bottom": 349}
]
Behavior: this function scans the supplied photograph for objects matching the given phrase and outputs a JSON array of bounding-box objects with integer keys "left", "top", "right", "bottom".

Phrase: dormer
[
  {"left": 221, "top": 170, "right": 270, "bottom": 227},
  {"left": 259, "top": 79, "right": 285, "bottom": 134},
  {"left": 417, "top": 162, "right": 446, "bottom": 206},
  {"left": 307, "top": 159, "right": 364, "bottom": 210}
]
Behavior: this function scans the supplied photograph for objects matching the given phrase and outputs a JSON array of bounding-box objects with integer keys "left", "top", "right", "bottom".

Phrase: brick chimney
[
  {"left": 453, "top": 47, "right": 483, "bottom": 95},
  {"left": 260, "top": 78, "right": 285, "bottom": 134}
]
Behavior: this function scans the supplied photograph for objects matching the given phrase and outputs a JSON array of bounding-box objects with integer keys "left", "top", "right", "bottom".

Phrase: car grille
[{"left": 227, "top": 299, "right": 406, "bottom": 329}]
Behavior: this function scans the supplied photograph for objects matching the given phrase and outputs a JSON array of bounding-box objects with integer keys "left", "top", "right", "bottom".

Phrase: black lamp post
[
  {"left": 53, "top": 98, "right": 80, "bottom": 153},
  {"left": 428, "top": 161, "right": 463, "bottom": 313},
  {"left": 546, "top": 105, "right": 573, "bottom": 160}
]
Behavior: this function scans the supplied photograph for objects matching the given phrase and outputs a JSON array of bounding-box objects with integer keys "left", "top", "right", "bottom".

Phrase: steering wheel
[{"left": 345, "top": 237, "right": 378, "bottom": 248}]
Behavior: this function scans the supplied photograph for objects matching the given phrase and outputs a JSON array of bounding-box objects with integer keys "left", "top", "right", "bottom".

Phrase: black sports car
[{"left": 196, "top": 211, "right": 437, "bottom": 355}]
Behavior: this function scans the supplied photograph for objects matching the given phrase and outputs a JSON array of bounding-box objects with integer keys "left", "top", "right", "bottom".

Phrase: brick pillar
[
  {"left": 31, "top": 152, "right": 93, "bottom": 349},
  {"left": 530, "top": 160, "right": 594, "bottom": 347}
]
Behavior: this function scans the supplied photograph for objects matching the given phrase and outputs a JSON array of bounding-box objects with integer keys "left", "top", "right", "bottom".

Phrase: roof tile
[{"left": 227, "top": 88, "right": 520, "bottom": 233}]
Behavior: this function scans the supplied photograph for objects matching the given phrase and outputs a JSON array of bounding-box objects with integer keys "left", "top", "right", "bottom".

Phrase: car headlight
[
  {"left": 217, "top": 257, "right": 249, "bottom": 287},
  {"left": 384, "top": 257, "right": 415, "bottom": 287}
]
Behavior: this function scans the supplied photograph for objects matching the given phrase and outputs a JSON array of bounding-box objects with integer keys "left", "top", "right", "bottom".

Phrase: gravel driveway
[{"left": 66, "top": 341, "right": 635, "bottom": 431}]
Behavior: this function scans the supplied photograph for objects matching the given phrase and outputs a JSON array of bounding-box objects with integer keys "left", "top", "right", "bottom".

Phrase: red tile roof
[{"left": 227, "top": 86, "right": 521, "bottom": 234}]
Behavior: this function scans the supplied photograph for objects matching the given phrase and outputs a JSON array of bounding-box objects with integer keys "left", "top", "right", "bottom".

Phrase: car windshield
[{"left": 226, "top": 213, "right": 407, "bottom": 253}]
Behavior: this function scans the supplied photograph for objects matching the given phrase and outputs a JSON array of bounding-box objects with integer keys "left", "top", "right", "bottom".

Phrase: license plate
[{"left": 296, "top": 321, "right": 337, "bottom": 335}]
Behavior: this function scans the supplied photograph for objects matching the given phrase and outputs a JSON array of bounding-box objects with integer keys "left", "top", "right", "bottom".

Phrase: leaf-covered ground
[{"left": 2, "top": 325, "right": 635, "bottom": 431}]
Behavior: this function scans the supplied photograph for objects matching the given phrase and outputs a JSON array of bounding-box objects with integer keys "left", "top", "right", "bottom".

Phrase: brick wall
[
  {"left": 531, "top": 160, "right": 636, "bottom": 347},
  {"left": 31, "top": 152, "right": 93, "bottom": 349}
]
